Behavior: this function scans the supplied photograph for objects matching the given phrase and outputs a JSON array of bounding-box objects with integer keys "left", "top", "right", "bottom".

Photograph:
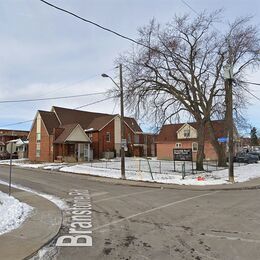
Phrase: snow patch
[
  {"left": 0, "top": 191, "right": 33, "bottom": 235},
  {"left": 0, "top": 180, "right": 68, "bottom": 210},
  {"left": 1, "top": 158, "right": 260, "bottom": 186}
]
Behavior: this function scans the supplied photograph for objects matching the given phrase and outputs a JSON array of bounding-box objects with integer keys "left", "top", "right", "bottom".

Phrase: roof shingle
[{"left": 157, "top": 120, "right": 227, "bottom": 143}]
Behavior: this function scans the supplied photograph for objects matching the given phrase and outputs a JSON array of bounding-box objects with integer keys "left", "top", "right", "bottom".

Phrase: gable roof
[
  {"left": 38, "top": 110, "right": 60, "bottom": 135},
  {"left": 52, "top": 106, "right": 115, "bottom": 131},
  {"left": 54, "top": 124, "right": 91, "bottom": 144},
  {"left": 124, "top": 117, "right": 142, "bottom": 133},
  {"left": 33, "top": 106, "right": 143, "bottom": 137},
  {"left": 157, "top": 120, "right": 227, "bottom": 143},
  {"left": 52, "top": 106, "right": 142, "bottom": 133},
  {"left": 176, "top": 123, "right": 196, "bottom": 133}
]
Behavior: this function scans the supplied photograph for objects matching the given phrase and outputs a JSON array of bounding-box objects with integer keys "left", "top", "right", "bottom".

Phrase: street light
[
  {"left": 224, "top": 63, "right": 234, "bottom": 183},
  {"left": 102, "top": 64, "right": 126, "bottom": 179}
]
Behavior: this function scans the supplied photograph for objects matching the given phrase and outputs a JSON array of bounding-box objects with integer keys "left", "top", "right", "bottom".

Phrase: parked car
[
  {"left": 249, "top": 148, "right": 260, "bottom": 159},
  {"left": 234, "top": 152, "right": 258, "bottom": 164}
]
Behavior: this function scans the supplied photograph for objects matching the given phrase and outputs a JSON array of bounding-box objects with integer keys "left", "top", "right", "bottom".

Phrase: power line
[
  {"left": 0, "top": 96, "right": 116, "bottom": 128},
  {"left": 38, "top": 0, "right": 220, "bottom": 79},
  {"left": 0, "top": 120, "right": 34, "bottom": 128},
  {"left": 74, "top": 96, "right": 115, "bottom": 109},
  {"left": 39, "top": 0, "right": 150, "bottom": 50},
  {"left": 40, "top": 67, "right": 115, "bottom": 98},
  {"left": 240, "top": 80, "right": 260, "bottom": 86},
  {"left": 239, "top": 84, "right": 260, "bottom": 101},
  {"left": 0, "top": 92, "right": 106, "bottom": 104},
  {"left": 180, "top": 0, "right": 260, "bottom": 103},
  {"left": 180, "top": 0, "right": 200, "bottom": 16}
]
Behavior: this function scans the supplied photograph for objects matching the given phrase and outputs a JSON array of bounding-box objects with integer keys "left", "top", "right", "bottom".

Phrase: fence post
[
  {"left": 147, "top": 159, "right": 154, "bottom": 180},
  {"left": 174, "top": 160, "right": 176, "bottom": 172},
  {"left": 216, "top": 160, "right": 218, "bottom": 171},
  {"left": 182, "top": 162, "right": 185, "bottom": 179},
  {"left": 159, "top": 161, "right": 162, "bottom": 174}
]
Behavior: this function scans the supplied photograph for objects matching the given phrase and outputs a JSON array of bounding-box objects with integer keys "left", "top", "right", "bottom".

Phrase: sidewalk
[
  {"left": 61, "top": 171, "right": 260, "bottom": 191},
  {"left": 0, "top": 184, "right": 62, "bottom": 260}
]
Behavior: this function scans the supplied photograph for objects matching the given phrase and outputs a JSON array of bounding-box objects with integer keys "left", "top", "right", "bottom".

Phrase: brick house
[
  {"left": 156, "top": 120, "right": 238, "bottom": 161},
  {"left": 28, "top": 106, "right": 156, "bottom": 162},
  {"left": 0, "top": 129, "right": 29, "bottom": 155}
]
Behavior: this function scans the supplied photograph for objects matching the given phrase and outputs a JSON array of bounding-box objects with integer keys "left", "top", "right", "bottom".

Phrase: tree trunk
[
  {"left": 207, "top": 121, "right": 227, "bottom": 167},
  {"left": 196, "top": 121, "right": 206, "bottom": 171}
]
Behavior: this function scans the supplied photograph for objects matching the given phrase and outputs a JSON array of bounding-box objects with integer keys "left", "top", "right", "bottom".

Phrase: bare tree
[{"left": 118, "top": 11, "right": 260, "bottom": 170}]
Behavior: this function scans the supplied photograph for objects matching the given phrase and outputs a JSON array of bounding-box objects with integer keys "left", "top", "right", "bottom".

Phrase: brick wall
[
  {"left": 28, "top": 121, "right": 37, "bottom": 161},
  {"left": 99, "top": 121, "right": 115, "bottom": 158},
  {"left": 28, "top": 120, "right": 53, "bottom": 162},
  {"left": 157, "top": 140, "right": 218, "bottom": 161}
]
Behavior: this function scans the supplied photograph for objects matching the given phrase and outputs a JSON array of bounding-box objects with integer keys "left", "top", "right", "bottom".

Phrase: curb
[
  {"left": 0, "top": 184, "right": 63, "bottom": 260},
  {"left": 1, "top": 164, "right": 260, "bottom": 191}
]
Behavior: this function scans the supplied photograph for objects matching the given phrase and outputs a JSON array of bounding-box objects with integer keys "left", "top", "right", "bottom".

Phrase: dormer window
[{"left": 184, "top": 129, "right": 190, "bottom": 138}]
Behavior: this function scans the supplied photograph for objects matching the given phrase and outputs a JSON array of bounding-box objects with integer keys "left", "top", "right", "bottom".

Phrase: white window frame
[
  {"left": 192, "top": 142, "right": 198, "bottom": 152},
  {"left": 36, "top": 143, "right": 40, "bottom": 157},
  {"left": 36, "top": 133, "right": 41, "bottom": 142},
  {"left": 106, "top": 132, "right": 111, "bottom": 142},
  {"left": 183, "top": 129, "right": 190, "bottom": 138}
]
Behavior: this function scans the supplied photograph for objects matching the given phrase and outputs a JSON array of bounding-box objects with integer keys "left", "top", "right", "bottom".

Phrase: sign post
[
  {"left": 173, "top": 148, "right": 193, "bottom": 175},
  {"left": 6, "top": 142, "right": 16, "bottom": 196}
]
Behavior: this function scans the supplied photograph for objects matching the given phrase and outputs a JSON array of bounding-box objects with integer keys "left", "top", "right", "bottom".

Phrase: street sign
[
  {"left": 173, "top": 149, "right": 192, "bottom": 161},
  {"left": 218, "top": 137, "right": 228, "bottom": 143},
  {"left": 6, "top": 142, "right": 16, "bottom": 154}
]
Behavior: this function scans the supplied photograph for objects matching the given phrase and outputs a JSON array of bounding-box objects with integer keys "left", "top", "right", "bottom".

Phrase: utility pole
[
  {"left": 101, "top": 65, "right": 126, "bottom": 179},
  {"left": 224, "top": 64, "right": 234, "bottom": 183},
  {"left": 119, "top": 64, "right": 126, "bottom": 179}
]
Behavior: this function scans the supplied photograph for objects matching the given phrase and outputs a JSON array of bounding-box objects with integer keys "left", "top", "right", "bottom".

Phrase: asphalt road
[{"left": 0, "top": 165, "right": 260, "bottom": 260}]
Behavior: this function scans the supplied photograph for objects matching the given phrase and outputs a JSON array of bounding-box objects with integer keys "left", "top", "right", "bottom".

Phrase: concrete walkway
[{"left": 0, "top": 184, "right": 62, "bottom": 260}]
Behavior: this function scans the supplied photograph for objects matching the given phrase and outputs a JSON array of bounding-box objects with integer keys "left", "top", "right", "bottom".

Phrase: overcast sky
[{"left": 0, "top": 0, "right": 259, "bottom": 133}]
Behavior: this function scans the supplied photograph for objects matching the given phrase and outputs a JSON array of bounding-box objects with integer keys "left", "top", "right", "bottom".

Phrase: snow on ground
[
  {"left": 0, "top": 191, "right": 33, "bottom": 235},
  {"left": 0, "top": 180, "right": 68, "bottom": 210},
  {"left": 59, "top": 162, "right": 260, "bottom": 185},
  {"left": 0, "top": 158, "right": 259, "bottom": 186}
]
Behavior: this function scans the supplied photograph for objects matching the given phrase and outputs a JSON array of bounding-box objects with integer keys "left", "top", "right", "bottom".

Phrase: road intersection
[{"left": 0, "top": 165, "right": 260, "bottom": 259}]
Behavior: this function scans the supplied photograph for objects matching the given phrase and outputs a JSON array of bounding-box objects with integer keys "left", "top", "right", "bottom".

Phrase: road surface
[{"left": 0, "top": 165, "right": 260, "bottom": 260}]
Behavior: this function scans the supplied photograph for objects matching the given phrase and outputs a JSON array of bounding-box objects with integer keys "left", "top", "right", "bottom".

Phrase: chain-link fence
[{"left": 88, "top": 158, "right": 247, "bottom": 177}]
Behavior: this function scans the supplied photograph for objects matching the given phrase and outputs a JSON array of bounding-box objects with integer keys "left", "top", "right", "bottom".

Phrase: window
[
  {"left": 192, "top": 142, "right": 198, "bottom": 152},
  {"left": 106, "top": 132, "right": 111, "bottom": 142},
  {"left": 36, "top": 143, "right": 40, "bottom": 157},
  {"left": 36, "top": 133, "right": 41, "bottom": 142},
  {"left": 175, "top": 143, "right": 182, "bottom": 148},
  {"left": 134, "top": 134, "right": 139, "bottom": 144},
  {"left": 128, "top": 133, "right": 131, "bottom": 144},
  {"left": 183, "top": 129, "right": 190, "bottom": 138}
]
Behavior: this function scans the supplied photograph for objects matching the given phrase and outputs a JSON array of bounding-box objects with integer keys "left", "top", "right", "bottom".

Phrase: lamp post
[
  {"left": 102, "top": 64, "right": 126, "bottom": 179},
  {"left": 224, "top": 63, "right": 234, "bottom": 183}
]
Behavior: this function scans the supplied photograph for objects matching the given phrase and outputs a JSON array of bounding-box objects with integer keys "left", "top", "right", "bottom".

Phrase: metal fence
[{"left": 87, "top": 158, "right": 247, "bottom": 176}]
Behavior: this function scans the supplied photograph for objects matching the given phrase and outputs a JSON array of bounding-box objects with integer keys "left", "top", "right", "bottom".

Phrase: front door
[{"left": 68, "top": 144, "right": 75, "bottom": 156}]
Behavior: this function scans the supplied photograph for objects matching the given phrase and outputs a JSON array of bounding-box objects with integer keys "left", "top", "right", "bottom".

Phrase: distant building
[
  {"left": 156, "top": 120, "right": 238, "bottom": 161},
  {"left": 28, "top": 106, "right": 156, "bottom": 162},
  {"left": 6, "top": 139, "right": 29, "bottom": 159},
  {"left": 0, "top": 129, "right": 29, "bottom": 156}
]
